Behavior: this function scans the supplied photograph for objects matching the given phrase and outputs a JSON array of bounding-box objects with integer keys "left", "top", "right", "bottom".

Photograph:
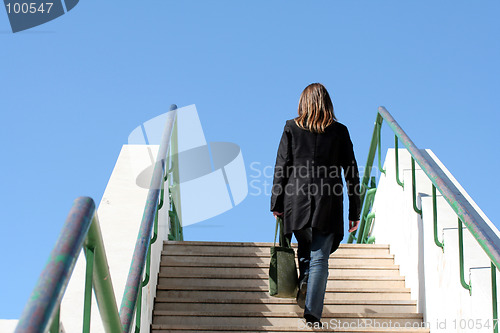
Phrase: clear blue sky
[{"left": 1, "top": 1, "right": 498, "bottom": 319}]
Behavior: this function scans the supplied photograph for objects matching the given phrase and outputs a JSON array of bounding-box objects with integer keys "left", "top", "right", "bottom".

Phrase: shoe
[
  {"left": 296, "top": 280, "right": 307, "bottom": 308},
  {"left": 304, "top": 313, "right": 321, "bottom": 324}
]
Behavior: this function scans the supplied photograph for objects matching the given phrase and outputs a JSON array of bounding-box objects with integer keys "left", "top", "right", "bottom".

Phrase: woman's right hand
[
  {"left": 272, "top": 211, "right": 283, "bottom": 219},
  {"left": 348, "top": 220, "right": 360, "bottom": 233}
]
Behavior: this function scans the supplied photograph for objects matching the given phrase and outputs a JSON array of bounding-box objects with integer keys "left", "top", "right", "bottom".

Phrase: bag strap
[
  {"left": 274, "top": 217, "right": 280, "bottom": 246},
  {"left": 274, "top": 216, "right": 292, "bottom": 248}
]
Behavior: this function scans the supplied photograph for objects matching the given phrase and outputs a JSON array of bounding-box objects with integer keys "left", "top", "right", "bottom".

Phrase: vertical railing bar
[
  {"left": 85, "top": 213, "right": 123, "bottom": 333},
  {"left": 411, "top": 157, "right": 422, "bottom": 215},
  {"left": 394, "top": 135, "right": 404, "bottom": 188},
  {"left": 492, "top": 262, "right": 498, "bottom": 333},
  {"left": 432, "top": 185, "right": 444, "bottom": 250},
  {"left": 170, "top": 107, "right": 181, "bottom": 230},
  {"left": 377, "top": 121, "right": 386, "bottom": 175},
  {"left": 83, "top": 246, "right": 95, "bottom": 333},
  {"left": 134, "top": 284, "right": 143, "bottom": 333},
  {"left": 142, "top": 244, "right": 151, "bottom": 287},
  {"left": 49, "top": 306, "right": 60, "bottom": 333},
  {"left": 151, "top": 209, "right": 159, "bottom": 245},
  {"left": 355, "top": 188, "right": 376, "bottom": 244},
  {"left": 178, "top": 209, "right": 184, "bottom": 241},
  {"left": 157, "top": 186, "right": 164, "bottom": 211},
  {"left": 458, "top": 218, "right": 472, "bottom": 294},
  {"left": 361, "top": 212, "right": 376, "bottom": 244}
]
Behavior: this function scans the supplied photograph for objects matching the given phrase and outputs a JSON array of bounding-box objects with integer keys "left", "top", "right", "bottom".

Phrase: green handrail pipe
[
  {"left": 119, "top": 105, "right": 178, "bottom": 332},
  {"left": 15, "top": 197, "right": 123, "bottom": 333},
  {"left": 369, "top": 106, "right": 500, "bottom": 271},
  {"left": 16, "top": 104, "right": 182, "bottom": 333},
  {"left": 359, "top": 113, "right": 383, "bottom": 205}
]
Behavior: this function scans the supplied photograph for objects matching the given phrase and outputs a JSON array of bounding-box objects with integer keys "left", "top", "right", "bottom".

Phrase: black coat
[{"left": 270, "top": 119, "right": 361, "bottom": 253}]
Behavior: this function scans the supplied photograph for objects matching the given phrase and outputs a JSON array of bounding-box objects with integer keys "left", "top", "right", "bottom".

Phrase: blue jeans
[{"left": 293, "top": 227, "right": 334, "bottom": 320}]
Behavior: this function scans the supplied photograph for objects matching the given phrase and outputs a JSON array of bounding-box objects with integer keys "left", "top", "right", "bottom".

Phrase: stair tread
[
  {"left": 157, "top": 285, "right": 410, "bottom": 292},
  {"left": 154, "top": 298, "right": 416, "bottom": 305},
  {"left": 162, "top": 253, "right": 394, "bottom": 259},
  {"left": 154, "top": 241, "right": 427, "bottom": 332},
  {"left": 161, "top": 251, "right": 392, "bottom": 258},
  {"left": 153, "top": 310, "right": 422, "bottom": 317},
  {"left": 158, "top": 273, "right": 404, "bottom": 280},
  {"left": 164, "top": 240, "right": 390, "bottom": 248},
  {"left": 160, "top": 260, "right": 399, "bottom": 269},
  {"left": 152, "top": 327, "right": 428, "bottom": 333}
]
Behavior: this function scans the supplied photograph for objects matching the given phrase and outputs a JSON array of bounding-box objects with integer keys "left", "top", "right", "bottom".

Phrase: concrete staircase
[{"left": 152, "top": 241, "right": 429, "bottom": 332}]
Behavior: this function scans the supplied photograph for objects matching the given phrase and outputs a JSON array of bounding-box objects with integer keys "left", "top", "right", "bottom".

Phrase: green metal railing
[
  {"left": 348, "top": 106, "right": 500, "bottom": 331},
  {"left": 347, "top": 178, "right": 376, "bottom": 244},
  {"left": 14, "top": 198, "right": 123, "bottom": 333},
  {"left": 15, "top": 105, "right": 182, "bottom": 333}
]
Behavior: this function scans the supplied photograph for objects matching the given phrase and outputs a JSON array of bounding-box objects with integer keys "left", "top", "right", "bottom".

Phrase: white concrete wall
[
  {"left": 370, "top": 148, "right": 499, "bottom": 332},
  {"left": 0, "top": 320, "right": 18, "bottom": 333},
  {"left": 60, "top": 145, "right": 170, "bottom": 333}
]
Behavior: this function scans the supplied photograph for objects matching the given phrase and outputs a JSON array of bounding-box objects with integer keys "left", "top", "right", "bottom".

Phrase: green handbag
[{"left": 269, "top": 216, "right": 298, "bottom": 298}]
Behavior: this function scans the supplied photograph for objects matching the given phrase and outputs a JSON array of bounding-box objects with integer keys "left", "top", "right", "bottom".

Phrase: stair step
[
  {"left": 164, "top": 240, "right": 390, "bottom": 249},
  {"left": 161, "top": 259, "right": 396, "bottom": 268},
  {"left": 158, "top": 268, "right": 405, "bottom": 281},
  {"left": 154, "top": 299, "right": 417, "bottom": 313},
  {"left": 153, "top": 311, "right": 424, "bottom": 326},
  {"left": 163, "top": 245, "right": 390, "bottom": 257},
  {"left": 154, "top": 241, "right": 425, "bottom": 332},
  {"left": 157, "top": 284, "right": 411, "bottom": 293},
  {"left": 158, "top": 277, "right": 405, "bottom": 289},
  {"left": 155, "top": 297, "right": 414, "bottom": 305},
  {"left": 156, "top": 289, "right": 412, "bottom": 301},
  {"left": 159, "top": 266, "right": 400, "bottom": 277},
  {"left": 161, "top": 254, "right": 395, "bottom": 266},
  {"left": 152, "top": 326, "right": 429, "bottom": 332},
  {"left": 158, "top": 272, "right": 404, "bottom": 280}
]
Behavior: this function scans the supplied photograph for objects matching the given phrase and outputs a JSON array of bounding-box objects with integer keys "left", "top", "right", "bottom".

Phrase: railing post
[
  {"left": 458, "top": 218, "right": 472, "bottom": 294},
  {"left": 411, "top": 157, "right": 422, "bottom": 215},
  {"left": 83, "top": 246, "right": 95, "bottom": 333},
  {"left": 377, "top": 121, "right": 386, "bottom": 175},
  {"left": 492, "top": 262, "right": 498, "bottom": 333},
  {"left": 134, "top": 285, "right": 143, "bottom": 333},
  {"left": 356, "top": 188, "right": 376, "bottom": 244},
  {"left": 49, "top": 306, "right": 60, "bottom": 333},
  {"left": 361, "top": 212, "right": 376, "bottom": 244},
  {"left": 85, "top": 214, "right": 123, "bottom": 333},
  {"left": 432, "top": 185, "right": 444, "bottom": 250},
  {"left": 394, "top": 135, "right": 404, "bottom": 188}
]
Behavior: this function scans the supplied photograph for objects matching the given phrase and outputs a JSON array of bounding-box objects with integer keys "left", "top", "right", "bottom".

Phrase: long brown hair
[{"left": 294, "top": 83, "right": 336, "bottom": 133}]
